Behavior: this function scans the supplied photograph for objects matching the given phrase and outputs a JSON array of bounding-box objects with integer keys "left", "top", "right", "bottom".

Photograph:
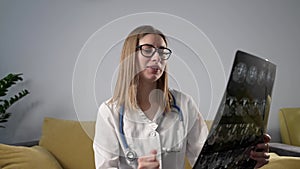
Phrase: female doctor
[{"left": 93, "top": 25, "right": 270, "bottom": 169}]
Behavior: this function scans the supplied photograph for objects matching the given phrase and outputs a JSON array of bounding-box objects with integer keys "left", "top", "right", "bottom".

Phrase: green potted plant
[{"left": 0, "top": 73, "right": 29, "bottom": 128}]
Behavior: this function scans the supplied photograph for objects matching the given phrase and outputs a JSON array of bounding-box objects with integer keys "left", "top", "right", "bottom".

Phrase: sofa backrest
[{"left": 279, "top": 108, "right": 300, "bottom": 146}]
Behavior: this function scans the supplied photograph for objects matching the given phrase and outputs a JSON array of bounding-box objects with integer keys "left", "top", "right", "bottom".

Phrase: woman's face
[{"left": 137, "top": 34, "right": 168, "bottom": 83}]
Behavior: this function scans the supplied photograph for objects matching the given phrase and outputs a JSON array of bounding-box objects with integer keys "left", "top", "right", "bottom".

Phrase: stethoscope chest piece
[{"left": 125, "top": 149, "right": 137, "bottom": 164}]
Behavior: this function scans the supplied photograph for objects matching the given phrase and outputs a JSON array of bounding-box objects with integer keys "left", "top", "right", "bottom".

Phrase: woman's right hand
[{"left": 137, "top": 150, "right": 160, "bottom": 169}]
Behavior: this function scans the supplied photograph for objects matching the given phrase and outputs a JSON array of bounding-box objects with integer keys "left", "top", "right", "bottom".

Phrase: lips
[
  {"left": 146, "top": 65, "right": 161, "bottom": 74},
  {"left": 146, "top": 65, "right": 161, "bottom": 70}
]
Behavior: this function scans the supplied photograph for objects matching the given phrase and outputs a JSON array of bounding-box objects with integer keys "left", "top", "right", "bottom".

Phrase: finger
[
  {"left": 250, "top": 151, "right": 270, "bottom": 168},
  {"left": 250, "top": 150, "right": 270, "bottom": 159},
  {"left": 148, "top": 149, "right": 157, "bottom": 161},
  {"left": 138, "top": 153, "right": 160, "bottom": 169},
  {"left": 138, "top": 155, "right": 156, "bottom": 162},
  {"left": 147, "top": 155, "right": 156, "bottom": 162},
  {"left": 263, "top": 134, "right": 271, "bottom": 143},
  {"left": 255, "top": 143, "right": 269, "bottom": 152},
  {"left": 254, "top": 158, "right": 269, "bottom": 169},
  {"left": 250, "top": 148, "right": 270, "bottom": 169},
  {"left": 150, "top": 149, "right": 157, "bottom": 155},
  {"left": 138, "top": 161, "right": 160, "bottom": 169},
  {"left": 251, "top": 151, "right": 270, "bottom": 168},
  {"left": 139, "top": 150, "right": 158, "bottom": 162}
]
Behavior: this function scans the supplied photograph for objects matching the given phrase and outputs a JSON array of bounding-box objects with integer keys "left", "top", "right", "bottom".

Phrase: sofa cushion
[
  {"left": 0, "top": 144, "right": 62, "bottom": 169},
  {"left": 261, "top": 153, "right": 300, "bottom": 169},
  {"left": 39, "top": 117, "right": 95, "bottom": 169}
]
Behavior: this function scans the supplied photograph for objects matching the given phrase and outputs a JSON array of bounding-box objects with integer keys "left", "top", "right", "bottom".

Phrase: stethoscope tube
[
  {"left": 119, "top": 105, "right": 128, "bottom": 149},
  {"left": 170, "top": 93, "right": 183, "bottom": 121},
  {"left": 119, "top": 105, "right": 138, "bottom": 165}
]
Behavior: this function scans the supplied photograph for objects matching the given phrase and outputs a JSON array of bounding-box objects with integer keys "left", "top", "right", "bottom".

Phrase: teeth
[{"left": 147, "top": 66, "right": 159, "bottom": 70}]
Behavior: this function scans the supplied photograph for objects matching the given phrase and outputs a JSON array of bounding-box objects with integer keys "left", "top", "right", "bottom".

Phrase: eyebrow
[{"left": 140, "top": 43, "right": 168, "bottom": 49}]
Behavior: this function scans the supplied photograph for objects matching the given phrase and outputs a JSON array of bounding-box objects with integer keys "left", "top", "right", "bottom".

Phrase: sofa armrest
[
  {"left": 269, "top": 142, "right": 300, "bottom": 157},
  {"left": 9, "top": 140, "right": 39, "bottom": 147}
]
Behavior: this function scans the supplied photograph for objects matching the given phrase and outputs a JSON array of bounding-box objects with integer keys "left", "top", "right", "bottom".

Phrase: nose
[{"left": 151, "top": 50, "right": 161, "bottom": 62}]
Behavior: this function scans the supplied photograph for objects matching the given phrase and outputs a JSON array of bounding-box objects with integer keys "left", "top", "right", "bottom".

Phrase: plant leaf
[
  {"left": 0, "top": 119, "right": 8, "bottom": 123},
  {"left": 0, "top": 73, "right": 29, "bottom": 125}
]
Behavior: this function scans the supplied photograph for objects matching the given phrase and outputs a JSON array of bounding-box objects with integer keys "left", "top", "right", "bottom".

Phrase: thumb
[
  {"left": 150, "top": 149, "right": 157, "bottom": 155},
  {"left": 263, "top": 133, "right": 271, "bottom": 143}
]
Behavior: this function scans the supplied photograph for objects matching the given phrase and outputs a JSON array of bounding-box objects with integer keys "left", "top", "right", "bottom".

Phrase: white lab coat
[{"left": 93, "top": 89, "right": 208, "bottom": 169}]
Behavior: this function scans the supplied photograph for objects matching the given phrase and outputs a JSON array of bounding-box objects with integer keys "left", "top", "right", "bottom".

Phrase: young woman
[{"left": 93, "top": 25, "right": 270, "bottom": 169}]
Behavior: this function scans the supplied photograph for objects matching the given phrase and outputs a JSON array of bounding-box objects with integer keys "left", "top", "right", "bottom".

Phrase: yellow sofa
[
  {"left": 0, "top": 117, "right": 300, "bottom": 169},
  {"left": 268, "top": 108, "right": 300, "bottom": 158},
  {"left": 279, "top": 108, "right": 300, "bottom": 146}
]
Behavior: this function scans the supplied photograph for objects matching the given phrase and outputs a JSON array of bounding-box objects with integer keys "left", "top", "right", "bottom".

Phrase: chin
[
  {"left": 144, "top": 75, "right": 161, "bottom": 82},
  {"left": 139, "top": 71, "right": 163, "bottom": 82},
  {"left": 148, "top": 76, "right": 160, "bottom": 82}
]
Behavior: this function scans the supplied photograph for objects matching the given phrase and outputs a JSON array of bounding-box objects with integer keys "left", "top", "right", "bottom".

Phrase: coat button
[{"left": 150, "top": 131, "right": 157, "bottom": 137}]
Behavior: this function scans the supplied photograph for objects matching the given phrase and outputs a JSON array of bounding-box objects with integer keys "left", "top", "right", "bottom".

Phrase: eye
[
  {"left": 141, "top": 45, "right": 155, "bottom": 55},
  {"left": 158, "top": 48, "right": 170, "bottom": 56},
  {"left": 143, "top": 48, "right": 153, "bottom": 54}
]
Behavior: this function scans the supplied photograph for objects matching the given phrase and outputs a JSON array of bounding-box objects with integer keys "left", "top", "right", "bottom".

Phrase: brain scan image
[
  {"left": 257, "top": 70, "right": 266, "bottom": 85},
  {"left": 232, "top": 62, "right": 247, "bottom": 83},
  {"left": 246, "top": 66, "right": 258, "bottom": 85}
]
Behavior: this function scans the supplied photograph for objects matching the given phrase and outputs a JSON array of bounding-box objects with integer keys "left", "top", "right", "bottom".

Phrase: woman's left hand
[{"left": 250, "top": 134, "right": 271, "bottom": 168}]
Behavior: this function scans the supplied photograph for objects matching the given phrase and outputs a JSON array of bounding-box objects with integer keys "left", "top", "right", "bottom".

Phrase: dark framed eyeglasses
[{"left": 136, "top": 44, "right": 172, "bottom": 60}]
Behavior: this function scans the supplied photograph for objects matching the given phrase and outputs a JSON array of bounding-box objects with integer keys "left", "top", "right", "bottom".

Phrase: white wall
[{"left": 0, "top": 0, "right": 299, "bottom": 143}]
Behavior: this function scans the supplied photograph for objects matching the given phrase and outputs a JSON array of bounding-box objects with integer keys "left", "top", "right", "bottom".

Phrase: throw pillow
[
  {"left": 0, "top": 144, "right": 62, "bottom": 169},
  {"left": 39, "top": 117, "right": 96, "bottom": 169}
]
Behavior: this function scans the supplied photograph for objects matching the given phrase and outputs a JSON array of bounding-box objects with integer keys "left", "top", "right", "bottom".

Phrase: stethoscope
[{"left": 119, "top": 92, "right": 184, "bottom": 165}]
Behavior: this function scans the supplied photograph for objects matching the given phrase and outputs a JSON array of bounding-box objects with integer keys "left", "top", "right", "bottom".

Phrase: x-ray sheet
[{"left": 193, "top": 50, "right": 276, "bottom": 169}]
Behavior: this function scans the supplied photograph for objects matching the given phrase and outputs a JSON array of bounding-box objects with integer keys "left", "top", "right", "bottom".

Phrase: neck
[
  {"left": 137, "top": 80, "right": 158, "bottom": 120},
  {"left": 137, "top": 80, "right": 156, "bottom": 106}
]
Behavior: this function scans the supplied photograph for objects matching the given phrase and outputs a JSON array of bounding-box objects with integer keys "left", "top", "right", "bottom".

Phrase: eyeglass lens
[{"left": 139, "top": 44, "right": 171, "bottom": 60}]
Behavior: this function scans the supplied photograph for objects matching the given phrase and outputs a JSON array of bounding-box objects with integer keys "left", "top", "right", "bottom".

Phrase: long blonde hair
[{"left": 109, "top": 25, "right": 172, "bottom": 112}]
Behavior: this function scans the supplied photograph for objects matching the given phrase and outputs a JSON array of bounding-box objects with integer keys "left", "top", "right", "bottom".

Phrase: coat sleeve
[
  {"left": 185, "top": 96, "right": 209, "bottom": 167},
  {"left": 93, "top": 102, "right": 120, "bottom": 169}
]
